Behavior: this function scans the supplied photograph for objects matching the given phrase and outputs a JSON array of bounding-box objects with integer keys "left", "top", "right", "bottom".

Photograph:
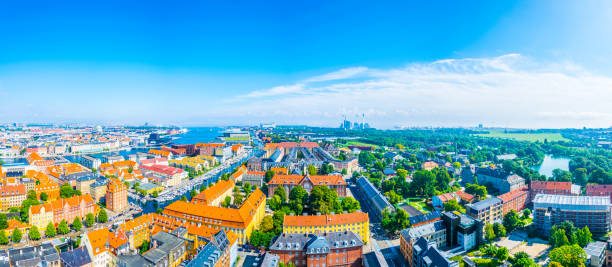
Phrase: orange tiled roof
[
  {"left": 195, "top": 143, "right": 225, "bottom": 148},
  {"left": 530, "top": 181, "right": 572, "bottom": 191},
  {"left": 498, "top": 186, "right": 529, "bottom": 203},
  {"left": 456, "top": 191, "right": 475, "bottom": 202},
  {"left": 30, "top": 203, "right": 53, "bottom": 215},
  {"left": 112, "top": 160, "right": 136, "bottom": 169},
  {"left": 163, "top": 189, "right": 265, "bottom": 229},
  {"left": 192, "top": 179, "right": 235, "bottom": 203},
  {"left": 269, "top": 174, "right": 346, "bottom": 186},
  {"left": 109, "top": 228, "right": 128, "bottom": 250},
  {"left": 107, "top": 179, "right": 127, "bottom": 193},
  {"left": 270, "top": 167, "right": 288, "bottom": 174},
  {"left": 6, "top": 219, "right": 27, "bottom": 231},
  {"left": 86, "top": 228, "right": 109, "bottom": 256},
  {"left": 148, "top": 149, "right": 171, "bottom": 157},
  {"left": 283, "top": 211, "right": 369, "bottom": 227},
  {"left": 0, "top": 184, "right": 26, "bottom": 197}
]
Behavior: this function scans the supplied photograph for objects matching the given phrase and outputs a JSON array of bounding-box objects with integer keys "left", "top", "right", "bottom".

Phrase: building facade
[
  {"left": 283, "top": 212, "right": 370, "bottom": 244},
  {"left": 497, "top": 186, "right": 529, "bottom": 215},
  {"left": 533, "top": 194, "right": 611, "bottom": 234},
  {"left": 466, "top": 197, "right": 503, "bottom": 225},
  {"left": 270, "top": 231, "right": 363, "bottom": 267},
  {"left": 106, "top": 179, "right": 128, "bottom": 212},
  {"left": 268, "top": 174, "right": 347, "bottom": 198}
]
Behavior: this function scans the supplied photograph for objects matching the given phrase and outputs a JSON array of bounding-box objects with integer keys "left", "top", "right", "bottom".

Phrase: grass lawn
[
  {"left": 337, "top": 140, "right": 379, "bottom": 149},
  {"left": 474, "top": 130, "right": 569, "bottom": 142},
  {"left": 407, "top": 200, "right": 431, "bottom": 213},
  {"left": 471, "top": 258, "right": 503, "bottom": 267}
]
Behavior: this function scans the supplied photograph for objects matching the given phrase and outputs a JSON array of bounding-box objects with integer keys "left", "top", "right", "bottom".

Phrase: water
[
  {"left": 172, "top": 127, "right": 223, "bottom": 145},
  {"left": 533, "top": 154, "right": 571, "bottom": 178}
]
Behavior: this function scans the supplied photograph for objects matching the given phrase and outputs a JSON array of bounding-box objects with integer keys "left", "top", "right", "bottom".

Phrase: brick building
[
  {"left": 497, "top": 185, "right": 529, "bottom": 215},
  {"left": 529, "top": 180, "right": 579, "bottom": 202},
  {"left": 270, "top": 231, "right": 363, "bottom": 267},
  {"left": 268, "top": 174, "right": 347, "bottom": 198},
  {"left": 106, "top": 178, "right": 127, "bottom": 212},
  {"left": 586, "top": 184, "right": 612, "bottom": 202}
]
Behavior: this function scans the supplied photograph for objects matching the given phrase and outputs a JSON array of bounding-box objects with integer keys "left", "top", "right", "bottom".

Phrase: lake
[{"left": 533, "top": 154, "right": 571, "bottom": 178}]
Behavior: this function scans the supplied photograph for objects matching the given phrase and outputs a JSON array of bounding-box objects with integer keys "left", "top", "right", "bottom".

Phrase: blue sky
[{"left": 1, "top": 0, "right": 611, "bottom": 128}]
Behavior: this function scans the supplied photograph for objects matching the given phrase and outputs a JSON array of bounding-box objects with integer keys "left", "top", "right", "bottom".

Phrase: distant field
[
  {"left": 474, "top": 131, "right": 569, "bottom": 142},
  {"left": 337, "top": 140, "right": 379, "bottom": 148}
]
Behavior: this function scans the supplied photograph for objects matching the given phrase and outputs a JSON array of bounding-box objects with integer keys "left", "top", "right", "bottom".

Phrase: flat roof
[{"left": 533, "top": 194, "right": 610, "bottom": 206}]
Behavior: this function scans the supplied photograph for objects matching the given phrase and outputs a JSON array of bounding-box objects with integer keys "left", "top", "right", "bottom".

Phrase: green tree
[
  {"left": 503, "top": 210, "right": 520, "bottom": 233},
  {"left": 485, "top": 223, "right": 496, "bottom": 241},
  {"left": 341, "top": 197, "right": 361, "bottom": 213},
  {"left": 443, "top": 199, "right": 462, "bottom": 212},
  {"left": 11, "top": 228, "right": 21, "bottom": 243},
  {"left": 552, "top": 168, "right": 572, "bottom": 182},
  {"left": 549, "top": 244, "right": 587, "bottom": 267},
  {"left": 548, "top": 262, "right": 564, "bottom": 267},
  {"left": 264, "top": 170, "right": 274, "bottom": 183},
  {"left": 27, "top": 190, "right": 37, "bottom": 200},
  {"left": 181, "top": 195, "right": 188, "bottom": 201},
  {"left": 341, "top": 168, "right": 348, "bottom": 175},
  {"left": 98, "top": 209, "right": 108, "bottom": 223},
  {"left": 464, "top": 183, "right": 487, "bottom": 199},
  {"left": 0, "top": 214, "right": 7, "bottom": 230},
  {"left": 289, "top": 186, "right": 308, "bottom": 203},
  {"left": 85, "top": 213, "right": 95, "bottom": 227},
  {"left": 572, "top": 168, "right": 588, "bottom": 185},
  {"left": 396, "top": 169, "right": 408, "bottom": 179},
  {"left": 384, "top": 190, "right": 402, "bottom": 204},
  {"left": 233, "top": 192, "right": 244, "bottom": 206},
  {"left": 550, "top": 228, "right": 570, "bottom": 248},
  {"left": 0, "top": 231, "right": 7, "bottom": 245},
  {"left": 40, "top": 192, "right": 48, "bottom": 202},
  {"left": 513, "top": 252, "right": 536, "bottom": 267},
  {"left": 576, "top": 226, "right": 592, "bottom": 248},
  {"left": 259, "top": 215, "right": 274, "bottom": 233},
  {"left": 222, "top": 196, "right": 231, "bottom": 207},
  {"left": 152, "top": 191, "right": 159, "bottom": 198},
  {"left": 190, "top": 190, "right": 197, "bottom": 198},
  {"left": 57, "top": 220, "right": 70, "bottom": 235},
  {"left": 522, "top": 208, "right": 531, "bottom": 218},
  {"left": 493, "top": 223, "right": 506, "bottom": 237},
  {"left": 139, "top": 240, "right": 150, "bottom": 254},
  {"left": 72, "top": 217, "right": 82, "bottom": 232},
  {"left": 307, "top": 165, "right": 317, "bottom": 175},
  {"left": 28, "top": 225, "right": 41, "bottom": 240},
  {"left": 60, "top": 183, "right": 74, "bottom": 198},
  {"left": 268, "top": 195, "right": 283, "bottom": 211},
  {"left": 409, "top": 170, "right": 436, "bottom": 197},
  {"left": 274, "top": 186, "right": 287, "bottom": 204},
  {"left": 495, "top": 246, "right": 509, "bottom": 261},
  {"left": 45, "top": 222, "right": 57, "bottom": 237}
]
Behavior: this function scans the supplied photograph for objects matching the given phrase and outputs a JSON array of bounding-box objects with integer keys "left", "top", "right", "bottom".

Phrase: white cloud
[
  {"left": 224, "top": 54, "right": 612, "bottom": 128},
  {"left": 242, "top": 83, "right": 305, "bottom": 98},
  {"left": 305, "top": 67, "right": 369, "bottom": 82}
]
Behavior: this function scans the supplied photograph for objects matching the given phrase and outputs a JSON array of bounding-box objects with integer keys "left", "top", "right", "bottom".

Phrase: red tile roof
[
  {"left": 269, "top": 174, "right": 346, "bottom": 186},
  {"left": 498, "top": 186, "right": 529, "bottom": 203},
  {"left": 530, "top": 181, "right": 571, "bottom": 191}
]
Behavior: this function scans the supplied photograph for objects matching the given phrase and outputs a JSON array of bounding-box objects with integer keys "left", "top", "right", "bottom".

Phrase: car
[{"left": 238, "top": 247, "right": 243, "bottom": 251}]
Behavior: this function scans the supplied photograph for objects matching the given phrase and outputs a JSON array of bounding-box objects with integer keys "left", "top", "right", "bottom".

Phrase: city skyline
[{"left": 1, "top": 1, "right": 612, "bottom": 128}]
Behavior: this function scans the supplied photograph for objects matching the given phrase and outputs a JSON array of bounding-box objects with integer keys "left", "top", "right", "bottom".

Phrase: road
[{"left": 348, "top": 179, "right": 404, "bottom": 267}]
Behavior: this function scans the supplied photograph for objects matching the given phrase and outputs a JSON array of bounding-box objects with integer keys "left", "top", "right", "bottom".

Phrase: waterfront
[{"left": 533, "top": 154, "right": 571, "bottom": 178}]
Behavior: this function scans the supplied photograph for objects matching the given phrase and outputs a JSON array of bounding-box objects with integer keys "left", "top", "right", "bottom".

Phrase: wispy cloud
[
  {"left": 242, "top": 83, "right": 305, "bottom": 98},
  {"left": 225, "top": 54, "right": 612, "bottom": 128},
  {"left": 306, "top": 67, "right": 369, "bottom": 82}
]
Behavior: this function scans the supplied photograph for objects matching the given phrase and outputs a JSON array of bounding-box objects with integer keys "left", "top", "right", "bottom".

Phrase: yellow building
[
  {"left": 29, "top": 203, "right": 53, "bottom": 233},
  {"left": 0, "top": 184, "right": 26, "bottom": 210},
  {"left": 120, "top": 213, "right": 153, "bottom": 249},
  {"left": 191, "top": 179, "right": 235, "bottom": 206},
  {"left": 282, "top": 211, "right": 370, "bottom": 243},
  {"left": 163, "top": 188, "right": 266, "bottom": 244}
]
